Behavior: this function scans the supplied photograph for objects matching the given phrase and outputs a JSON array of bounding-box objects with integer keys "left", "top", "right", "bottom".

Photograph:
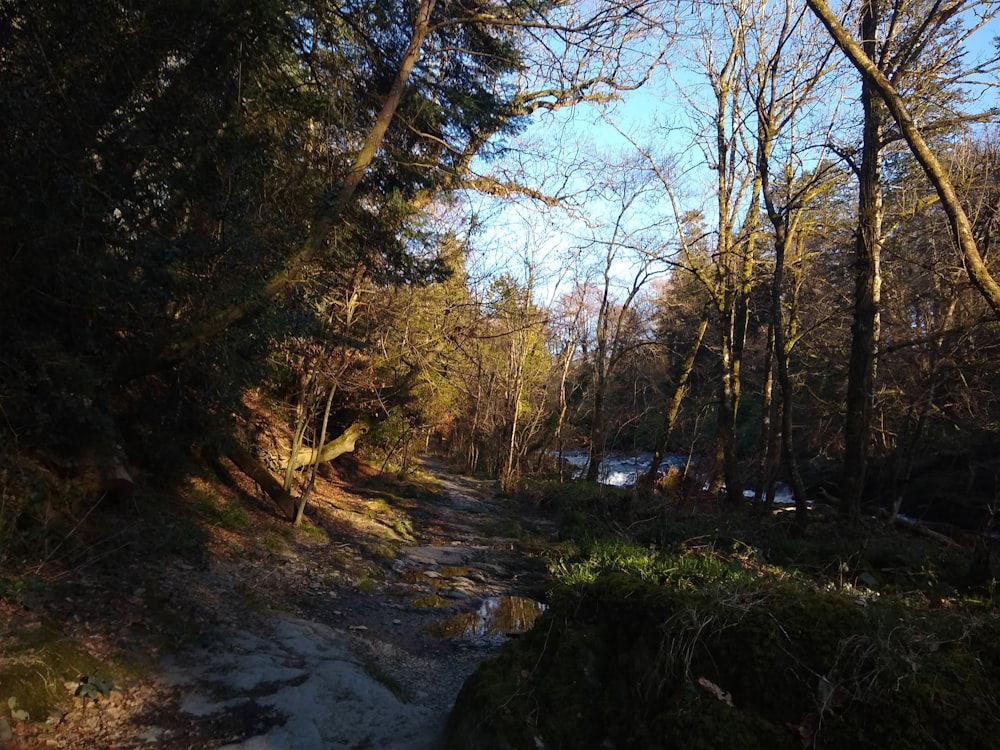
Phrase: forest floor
[{"left": 0, "top": 456, "right": 558, "bottom": 749}]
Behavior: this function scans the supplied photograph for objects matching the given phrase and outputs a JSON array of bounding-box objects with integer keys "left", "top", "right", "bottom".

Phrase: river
[{"left": 560, "top": 450, "right": 797, "bottom": 504}]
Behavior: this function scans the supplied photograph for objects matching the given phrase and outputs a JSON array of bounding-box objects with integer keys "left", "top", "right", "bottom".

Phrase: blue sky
[{"left": 463, "top": 1, "right": 1000, "bottom": 305}]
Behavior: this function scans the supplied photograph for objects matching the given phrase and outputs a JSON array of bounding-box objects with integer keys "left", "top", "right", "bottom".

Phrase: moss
[
  {"left": 446, "top": 567, "right": 1000, "bottom": 750},
  {"left": 261, "top": 532, "right": 287, "bottom": 552},
  {"left": 412, "top": 594, "right": 449, "bottom": 608},
  {"left": 392, "top": 517, "right": 414, "bottom": 539},
  {"left": 0, "top": 621, "right": 130, "bottom": 722},
  {"left": 490, "top": 518, "right": 524, "bottom": 539},
  {"left": 354, "top": 574, "right": 380, "bottom": 593},
  {"left": 363, "top": 498, "right": 392, "bottom": 518},
  {"left": 362, "top": 657, "right": 404, "bottom": 699},
  {"left": 297, "top": 520, "right": 327, "bottom": 540}
]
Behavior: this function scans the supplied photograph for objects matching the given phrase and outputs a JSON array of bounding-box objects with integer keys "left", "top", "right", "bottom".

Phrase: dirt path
[{"left": 3, "top": 458, "right": 555, "bottom": 749}]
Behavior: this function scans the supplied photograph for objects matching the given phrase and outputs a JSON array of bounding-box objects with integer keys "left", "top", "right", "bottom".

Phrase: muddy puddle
[{"left": 427, "top": 595, "right": 546, "bottom": 641}]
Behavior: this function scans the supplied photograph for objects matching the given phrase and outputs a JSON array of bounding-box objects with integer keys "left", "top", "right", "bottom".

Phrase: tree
[
  {"left": 808, "top": 0, "right": 1000, "bottom": 322},
  {"left": 746, "top": 0, "right": 840, "bottom": 523},
  {"left": 663, "top": 0, "right": 765, "bottom": 504},
  {"left": 544, "top": 286, "right": 589, "bottom": 481},
  {"left": 875, "top": 132, "right": 1000, "bottom": 520},
  {"left": 805, "top": 0, "right": 1000, "bottom": 521},
  {"left": 569, "top": 151, "right": 664, "bottom": 481},
  {"left": 444, "top": 271, "right": 549, "bottom": 486}
]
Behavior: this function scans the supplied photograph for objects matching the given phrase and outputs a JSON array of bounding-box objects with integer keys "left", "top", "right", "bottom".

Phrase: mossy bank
[{"left": 444, "top": 483, "right": 1000, "bottom": 750}]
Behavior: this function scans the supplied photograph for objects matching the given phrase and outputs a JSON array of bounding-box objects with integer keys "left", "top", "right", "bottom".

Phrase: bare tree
[
  {"left": 746, "top": 0, "right": 842, "bottom": 524},
  {"left": 656, "top": 0, "right": 764, "bottom": 504},
  {"left": 565, "top": 150, "right": 666, "bottom": 481}
]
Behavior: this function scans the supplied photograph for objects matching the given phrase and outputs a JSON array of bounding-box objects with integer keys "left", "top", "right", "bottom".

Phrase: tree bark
[
  {"left": 295, "top": 382, "right": 339, "bottom": 526},
  {"left": 224, "top": 419, "right": 369, "bottom": 521},
  {"left": 643, "top": 303, "right": 710, "bottom": 485},
  {"left": 831, "top": 0, "right": 883, "bottom": 525},
  {"left": 225, "top": 443, "right": 297, "bottom": 520},
  {"left": 769, "top": 221, "right": 810, "bottom": 527}
]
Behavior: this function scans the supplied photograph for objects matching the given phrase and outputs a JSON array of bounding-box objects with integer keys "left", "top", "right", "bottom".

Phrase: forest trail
[{"left": 4, "top": 459, "right": 556, "bottom": 750}]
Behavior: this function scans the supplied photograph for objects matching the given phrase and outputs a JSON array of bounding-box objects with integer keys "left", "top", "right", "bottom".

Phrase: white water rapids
[{"left": 559, "top": 450, "right": 798, "bottom": 504}]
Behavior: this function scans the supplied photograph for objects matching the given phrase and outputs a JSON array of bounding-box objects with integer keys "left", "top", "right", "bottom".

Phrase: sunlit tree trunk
[
  {"left": 769, "top": 220, "right": 811, "bottom": 526},
  {"left": 746, "top": 0, "right": 838, "bottom": 524},
  {"left": 754, "top": 313, "right": 778, "bottom": 506},
  {"left": 553, "top": 340, "right": 577, "bottom": 482}
]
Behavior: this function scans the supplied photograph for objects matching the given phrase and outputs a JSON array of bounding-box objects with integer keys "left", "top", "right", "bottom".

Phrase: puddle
[{"left": 427, "top": 596, "right": 546, "bottom": 640}]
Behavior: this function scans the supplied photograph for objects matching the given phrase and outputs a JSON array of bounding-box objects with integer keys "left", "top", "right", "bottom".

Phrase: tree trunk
[
  {"left": 224, "top": 419, "right": 368, "bottom": 521},
  {"left": 586, "top": 292, "right": 610, "bottom": 482},
  {"left": 586, "top": 385, "right": 606, "bottom": 482},
  {"left": 225, "top": 443, "right": 297, "bottom": 521},
  {"left": 769, "top": 223, "right": 810, "bottom": 528},
  {"left": 287, "top": 420, "right": 370, "bottom": 472},
  {"left": 754, "top": 310, "right": 778, "bottom": 506},
  {"left": 839, "top": 0, "right": 883, "bottom": 525},
  {"left": 294, "top": 383, "right": 338, "bottom": 526},
  {"left": 554, "top": 340, "right": 576, "bottom": 482},
  {"left": 284, "top": 372, "right": 315, "bottom": 491},
  {"left": 716, "top": 324, "right": 744, "bottom": 505}
]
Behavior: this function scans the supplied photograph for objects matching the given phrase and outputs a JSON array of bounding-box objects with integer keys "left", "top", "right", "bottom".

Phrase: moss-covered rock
[{"left": 444, "top": 570, "right": 1000, "bottom": 750}]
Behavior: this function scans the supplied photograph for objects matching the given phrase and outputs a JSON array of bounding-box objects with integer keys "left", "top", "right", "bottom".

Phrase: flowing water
[{"left": 560, "top": 449, "right": 798, "bottom": 503}]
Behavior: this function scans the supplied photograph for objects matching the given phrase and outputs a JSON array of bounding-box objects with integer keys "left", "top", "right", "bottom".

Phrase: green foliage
[
  {"left": 362, "top": 409, "right": 414, "bottom": 474},
  {"left": 520, "top": 480, "right": 653, "bottom": 541},
  {"left": 362, "top": 657, "right": 405, "bottom": 700},
  {"left": 298, "top": 520, "right": 328, "bottom": 541},
  {"left": 0, "top": 0, "right": 532, "bottom": 509},
  {"left": 0, "top": 452, "right": 96, "bottom": 562},
  {"left": 190, "top": 489, "right": 252, "bottom": 532},
  {"left": 551, "top": 537, "right": 797, "bottom": 615},
  {"left": 74, "top": 674, "right": 116, "bottom": 701}
]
